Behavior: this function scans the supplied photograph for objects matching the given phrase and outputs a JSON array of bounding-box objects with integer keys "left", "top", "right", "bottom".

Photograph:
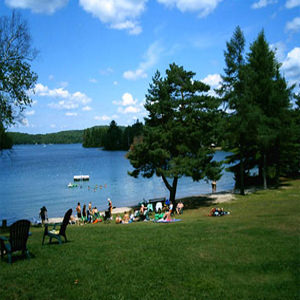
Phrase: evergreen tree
[
  {"left": 218, "top": 26, "right": 253, "bottom": 195},
  {"left": 128, "top": 63, "right": 223, "bottom": 206},
  {"left": 104, "top": 120, "right": 123, "bottom": 150},
  {"left": 246, "top": 31, "right": 293, "bottom": 188}
]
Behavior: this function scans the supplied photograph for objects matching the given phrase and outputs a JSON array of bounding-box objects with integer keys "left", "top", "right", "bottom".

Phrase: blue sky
[{"left": 1, "top": 0, "right": 299, "bottom": 134}]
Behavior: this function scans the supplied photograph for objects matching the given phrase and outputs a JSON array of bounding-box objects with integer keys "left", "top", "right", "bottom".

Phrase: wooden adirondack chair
[
  {"left": 42, "top": 209, "right": 72, "bottom": 245},
  {"left": 0, "top": 219, "right": 31, "bottom": 264}
]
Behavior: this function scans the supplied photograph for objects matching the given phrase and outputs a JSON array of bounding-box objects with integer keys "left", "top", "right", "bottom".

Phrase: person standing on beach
[
  {"left": 108, "top": 198, "right": 113, "bottom": 220},
  {"left": 212, "top": 180, "right": 217, "bottom": 193},
  {"left": 39, "top": 206, "right": 48, "bottom": 225},
  {"left": 76, "top": 202, "right": 81, "bottom": 219}
]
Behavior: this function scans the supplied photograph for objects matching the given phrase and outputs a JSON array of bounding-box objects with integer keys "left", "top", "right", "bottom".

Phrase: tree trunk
[
  {"left": 239, "top": 149, "right": 245, "bottom": 195},
  {"left": 263, "top": 153, "right": 267, "bottom": 189},
  {"left": 161, "top": 175, "right": 178, "bottom": 211}
]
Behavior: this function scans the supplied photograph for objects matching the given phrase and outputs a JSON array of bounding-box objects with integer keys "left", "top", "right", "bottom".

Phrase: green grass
[{"left": 1, "top": 179, "right": 299, "bottom": 300}]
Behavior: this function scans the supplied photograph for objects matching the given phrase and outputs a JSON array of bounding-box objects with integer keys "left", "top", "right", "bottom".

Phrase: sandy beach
[{"left": 47, "top": 193, "right": 236, "bottom": 223}]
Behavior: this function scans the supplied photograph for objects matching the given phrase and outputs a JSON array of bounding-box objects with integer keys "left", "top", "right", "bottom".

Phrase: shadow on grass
[
  {"left": 0, "top": 251, "right": 36, "bottom": 264},
  {"left": 178, "top": 191, "right": 234, "bottom": 210},
  {"left": 42, "top": 240, "right": 73, "bottom": 246}
]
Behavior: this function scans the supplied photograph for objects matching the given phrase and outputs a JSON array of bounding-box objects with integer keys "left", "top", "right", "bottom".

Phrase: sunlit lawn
[{"left": 0, "top": 179, "right": 299, "bottom": 299}]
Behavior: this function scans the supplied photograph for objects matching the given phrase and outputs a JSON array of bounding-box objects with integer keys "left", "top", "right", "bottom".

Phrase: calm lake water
[{"left": 0, "top": 144, "right": 234, "bottom": 224}]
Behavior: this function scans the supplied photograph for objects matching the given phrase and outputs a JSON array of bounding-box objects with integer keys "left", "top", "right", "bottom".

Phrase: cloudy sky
[{"left": 1, "top": 0, "right": 299, "bottom": 134}]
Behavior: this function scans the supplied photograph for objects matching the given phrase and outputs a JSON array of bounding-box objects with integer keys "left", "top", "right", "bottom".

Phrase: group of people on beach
[
  {"left": 75, "top": 198, "right": 113, "bottom": 224},
  {"left": 115, "top": 199, "right": 184, "bottom": 224},
  {"left": 208, "top": 207, "right": 230, "bottom": 217},
  {"left": 39, "top": 198, "right": 184, "bottom": 225}
]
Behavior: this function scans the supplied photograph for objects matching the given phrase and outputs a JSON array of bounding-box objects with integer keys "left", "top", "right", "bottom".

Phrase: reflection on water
[{"left": 0, "top": 144, "right": 234, "bottom": 224}]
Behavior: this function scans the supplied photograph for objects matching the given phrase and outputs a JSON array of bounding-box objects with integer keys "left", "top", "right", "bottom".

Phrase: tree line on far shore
[
  {"left": 82, "top": 120, "right": 143, "bottom": 150},
  {"left": 7, "top": 130, "right": 84, "bottom": 145}
]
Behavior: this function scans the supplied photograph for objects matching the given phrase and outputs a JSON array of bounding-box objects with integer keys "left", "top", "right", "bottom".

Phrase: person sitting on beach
[
  {"left": 39, "top": 206, "right": 48, "bottom": 225},
  {"left": 176, "top": 201, "right": 184, "bottom": 214},
  {"left": 69, "top": 214, "right": 76, "bottom": 224},
  {"left": 139, "top": 204, "right": 150, "bottom": 221},
  {"left": 115, "top": 215, "right": 122, "bottom": 224},
  {"left": 122, "top": 211, "right": 130, "bottom": 224},
  {"left": 107, "top": 198, "right": 113, "bottom": 220},
  {"left": 133, "top": 209, "right": 140, "bottom": 222},
  {"left": 91, "top": 207, "right": 101, "bottom": 223},
  {"left": 163, "top": 203, "right": 173, "bottom": 221},
  {"left": 209, "top": 207, "right": 230, "bottom": 216}
]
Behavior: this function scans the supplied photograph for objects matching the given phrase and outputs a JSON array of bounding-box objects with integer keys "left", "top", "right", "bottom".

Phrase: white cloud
[
  {"left": 25, "top": 110, "right": 35, "bottom": 116},
  {"left": 157, "top": 0, "right": 223, "bottom": 17},
  {"left": 281, "top": 47, "right": 300, "bottom": 82},
  {"left": 285, "top": 0, "right": 300, "bottom": 8},
  {"left": 123, "top": 69, "right": 147, "bottom": 80},
  {"left": 270, "top": 42, "right": 286, "bottom": 61},
  {"left": 251, "top": 0, "right": 277, "bottom": 9},
  {"left": 122, "top": 93, "right": 138, "bottom": 106},
  {"left": 79, "top": 0, "right": 146, "bottom": 34},
  {"left": 50, "top": 124, "right": 56, "bottom": 128},
  {"left": 113, "top": 81, "right": 118, "bottom": 85},
  {"left": 33, "top": 83, "right": 92, "bottom": 110},
  {"left": 113, "top": 92, "right": 138, "bottom": 106},
  {"left": 113, "top": 92, "right": 144, "bottom": 114},
  {"left": 48, "top": 100, "right": 79, "bottom": 110},
  {"left": 201, "top": 74, "right": 222, "bottom": 97},
  {"left": 5, "top": 0, "right": 68, "bottom": 14},
  {"left": 202, "top": 74, "right": 222, "bottom": 88},
  {"left": 89, "top": 78, "right": 98, "bottom": 83},
  {"left": 286, "top": 17, "right": 300, "bottom": 32},
  {"left": 65, "top": 112, "right": 78, "bottom": 117},
  {"left": 82, "top": 106, "right": 92, "bottom": 111},
  {"left": 118, "top": 106, "right": 141, "bottom": 114},
  {"left": 123, "top": 42, "right": 163, "bottom": 80}
]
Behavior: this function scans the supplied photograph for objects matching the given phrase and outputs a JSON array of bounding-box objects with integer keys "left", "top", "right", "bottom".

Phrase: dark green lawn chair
[
  {"left": 42, "top": 209, "right": 72, "bottom": 245},
  {"left": 0, "top": 219, "right": 31, "bottom": 264}
]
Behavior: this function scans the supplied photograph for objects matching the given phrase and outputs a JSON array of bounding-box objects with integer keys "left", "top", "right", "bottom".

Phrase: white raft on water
[{"left": 74, "top": 175, "right": 90, "bottom": 181}]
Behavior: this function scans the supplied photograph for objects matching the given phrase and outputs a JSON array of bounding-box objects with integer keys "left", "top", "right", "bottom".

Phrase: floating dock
[{"left": 74, "top": 175, "right": 90, "bottom": 181}]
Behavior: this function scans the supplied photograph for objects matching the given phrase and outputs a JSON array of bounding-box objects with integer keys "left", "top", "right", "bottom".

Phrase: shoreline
[{"left": 46, "top": 190, "right": 240, "bottom": 224}]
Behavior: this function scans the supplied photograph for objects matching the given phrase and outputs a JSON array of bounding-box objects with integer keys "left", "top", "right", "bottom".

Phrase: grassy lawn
[{"left": 0, "top": 179, "right": 299, "bottom": 300}]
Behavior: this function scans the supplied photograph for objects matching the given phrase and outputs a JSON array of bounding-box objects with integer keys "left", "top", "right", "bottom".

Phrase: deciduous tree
[{"left": 0, "top": 11, "right": 38, "bottom": 149}]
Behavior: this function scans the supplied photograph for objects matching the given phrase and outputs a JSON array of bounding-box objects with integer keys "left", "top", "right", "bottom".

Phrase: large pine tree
[
  {"left": 128, "top": 63, "right": 223, "bottom": 205},
  {"left": 246, "top": 31, "right": 293, "bottom": 188}
]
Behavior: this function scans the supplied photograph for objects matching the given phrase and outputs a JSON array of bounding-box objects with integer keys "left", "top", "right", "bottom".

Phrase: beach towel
[{"left": 155, "top": 219, "right": 181, "bottom": 223}]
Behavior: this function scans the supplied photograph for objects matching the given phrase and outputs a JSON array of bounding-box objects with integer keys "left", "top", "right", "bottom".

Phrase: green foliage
[
  {"left": 219, "top": 27, "right": 298, "bottom": 192},
  {"left": 82, "top": 126, "right": 108, "bottom": 148},
  {"left": 8, "top": 130, "right": 83, "bottom": 144},
  {"left": 103, "top": 120, "right": 123, "bottom": 150},
  {"left": 0, "top": 11, "right": 38, "bottom": 128},
  {"left": 128, "top": 63, "right": 223, "bottom": 204},
  {"left": 82, "top": 121, "right": 143, "bottom": 150}
]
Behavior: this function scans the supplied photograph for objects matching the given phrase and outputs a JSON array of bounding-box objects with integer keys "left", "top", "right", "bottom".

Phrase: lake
[{"left": 0, "top": 144, "right": 234, "bottom": 224}]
